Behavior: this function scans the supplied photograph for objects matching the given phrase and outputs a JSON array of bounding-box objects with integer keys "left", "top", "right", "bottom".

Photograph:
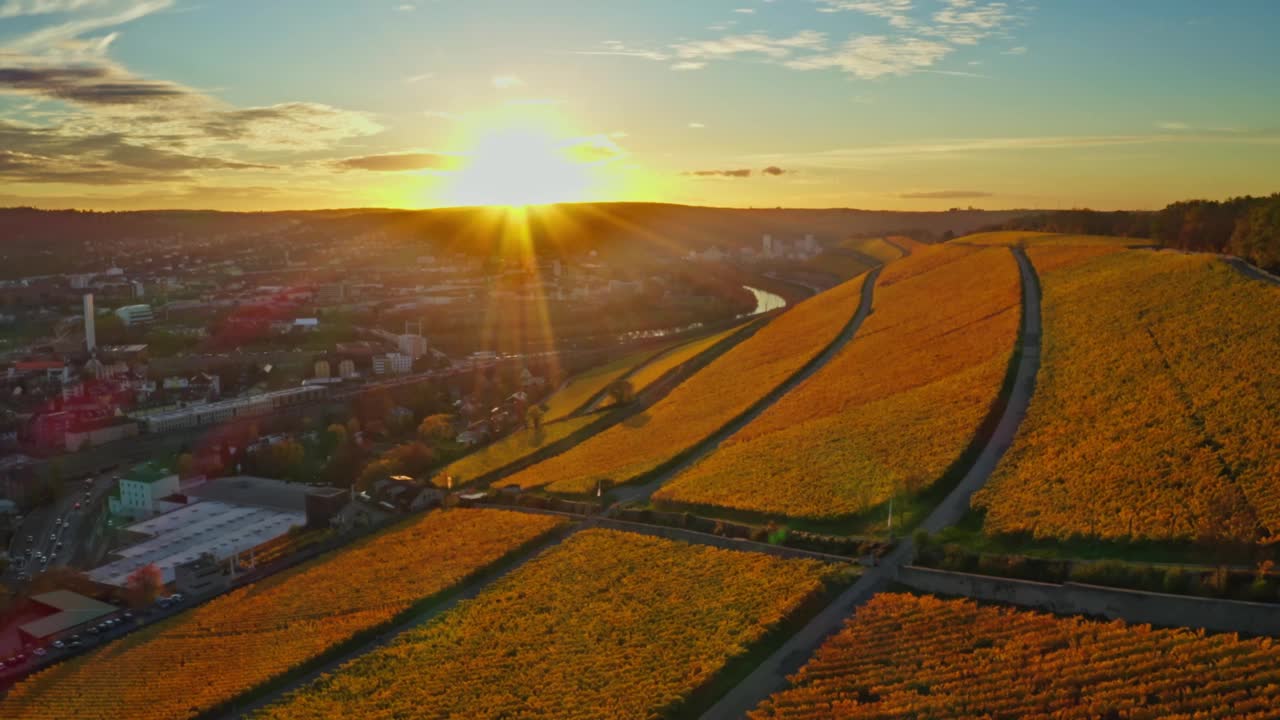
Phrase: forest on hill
[{"left": 986, "top": 193, "right": 1280, "bottom": 271}]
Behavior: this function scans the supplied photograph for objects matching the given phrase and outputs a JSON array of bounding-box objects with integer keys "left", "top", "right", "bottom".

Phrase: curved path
[
  {"left": 611, "top": 266, "right": 883, "bottom": 506},
  {"left": 880, "top": 236, "right": 911, "bottom": 259},
  {"left": 1223, "top": 256, "right": 1280, "bottom": 287},
  {"left": 699, "top": 245, "right": 1043, "bottom": 720}
]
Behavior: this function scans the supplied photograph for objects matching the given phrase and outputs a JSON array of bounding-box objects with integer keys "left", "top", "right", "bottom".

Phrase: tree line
[{"left": 982, "top": 193, "right": 1280, "bottom": 271}]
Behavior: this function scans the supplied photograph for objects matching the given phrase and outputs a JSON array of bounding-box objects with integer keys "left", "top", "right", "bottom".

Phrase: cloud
[
  {"left": 750, "top": 130, "right": 1280, "bottom": 168},
  {"left": 572, "top": 40, "right": 669, "bottom": 61},
  {"left": 195, "top": 102, "right": 382, "bottom": 150},
  {"left": 491, "top": 75, "right": 524, "bottom": 89},
  {"left": 405, "top": 72, "right": 434, "bottom": 83},
  {"left": 1158, "top": 121, "right": 1190, "bottom": 131},
  {"left": 684, "top": 168, "right": 753, "bottom": 178},
  {"left": 0, "top": 65, "right": 190, "bottom": 105},
  {"left": 688, "top": 122, "right": 705, "bottom": 128},
  {"left": 733, "top": 7, "right": 755, "bottom": 13},
  {"left": 673, "top": 31, "right": 827, "bottom": 61},
  {"left": 333, "top": 152, "right": 458, "bottom": 172},
  {"left": 784, "top": 35, "right": 951, "bottom": 78},
  {"left": 816, "top": 1, "right": 915, "bottom": 29},
  {"left": 0, "top": 119, "right": 273, "bottom": 185},
  {"left": 761, "top": 165, "right": 786, "bottom": 175},
  {"left": 1002, "top": 45, "right": 1027, "bottom": 55},
  {"left": 0, "top": 0, "right": 112, "bottom": 19},
  {"left": 564, "top": 135, "right": 627, "bottom": 164},
  {"left": 899, "top": 189, "right": 992, "bottom": 199},
  {"left": 670, "top": 61, "right": 706, "bottom": 71}
]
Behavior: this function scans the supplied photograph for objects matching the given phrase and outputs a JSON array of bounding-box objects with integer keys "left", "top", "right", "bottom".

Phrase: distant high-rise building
[
  {"left": 762, "top": 234, "right": 773, "bottom": 257},
  {"left": 314, "top": 360, "right": 331, "bottom": 379},
  {"left": 83, "top": 294, "right": 96, "bottom": 352}
]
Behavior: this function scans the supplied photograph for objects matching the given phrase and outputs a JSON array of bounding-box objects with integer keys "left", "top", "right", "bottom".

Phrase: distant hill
[{"left": 0, "top": 203, "right": 1034, "bottom": 274}]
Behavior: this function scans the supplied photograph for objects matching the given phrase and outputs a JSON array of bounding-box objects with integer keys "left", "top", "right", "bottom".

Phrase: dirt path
[
  {"left": 698, "top": 245, "right": 1043, "bottom": 720},
  {"left": 611, "top": 266, "right": 883, "bottom": 506}
]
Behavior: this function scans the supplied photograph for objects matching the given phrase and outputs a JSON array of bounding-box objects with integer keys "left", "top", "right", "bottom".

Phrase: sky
[{"left": 1, "top": 0, "right": 1278, "bottom": 211}]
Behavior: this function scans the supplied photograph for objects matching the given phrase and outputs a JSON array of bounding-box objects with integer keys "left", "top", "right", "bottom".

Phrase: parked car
[
  {"left": 32, "top": 648, "right": 46, "bottom": 657},
  {"left": 52, "top": 640, "right": 65, "bottom": 649}
]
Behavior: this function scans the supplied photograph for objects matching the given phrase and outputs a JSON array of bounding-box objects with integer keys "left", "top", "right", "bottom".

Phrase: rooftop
[
  {"left": 124, "top": 462, "right": 174, "bottom": 484},
  {"left": 89, "top": 499, "right": 305, "bottom": 586},
  {"left": 19, "top": 591, "right": 119, "bottom": 640}
]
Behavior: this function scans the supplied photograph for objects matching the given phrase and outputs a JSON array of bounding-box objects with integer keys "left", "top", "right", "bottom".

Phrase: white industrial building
[{"left": 90, "top": 476, "right": 322, "bottom": 588}]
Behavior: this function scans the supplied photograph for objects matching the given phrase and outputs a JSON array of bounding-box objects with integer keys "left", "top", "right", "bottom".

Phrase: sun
[{"left": 441, "top": 105, "right": 625, "bottom": 208}]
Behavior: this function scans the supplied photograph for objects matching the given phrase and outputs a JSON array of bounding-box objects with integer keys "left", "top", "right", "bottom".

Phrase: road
[
  {"left": 698, "top": 245, "right": 1043, "bottom": 720},
  {"left": 4, "top": 470, "right": 118, "bottom": 589}
]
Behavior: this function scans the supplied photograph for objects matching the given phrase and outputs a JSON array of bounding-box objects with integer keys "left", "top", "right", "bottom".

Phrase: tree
[
  {"left": 124, "top": 563, "right": 165, "bottom": 608},
  {"left": 252, "top": 439, "right": 307, "bottom": 481},
  {"left": 320, "top": 423, "right": 348, "bottom": 458},
  {"left": 606, "top": 379, "right": 634, "bottom": 406},
  {"left": 356, "top": 442, "right": 436, "bottom": 489},
  {"left": 525, "top": 406, "right": 545, "bottom": 432},
  {"left": 175, "top": 453, "right": 197, "bottom": 480},
  {"left": 417, "top": 414, "right": 455, "bottom": 445}
]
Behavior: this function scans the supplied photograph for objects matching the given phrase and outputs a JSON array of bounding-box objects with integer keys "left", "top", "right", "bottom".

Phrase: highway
[{"left": 3, "top": 470, "right": 117, "bottom": 590}]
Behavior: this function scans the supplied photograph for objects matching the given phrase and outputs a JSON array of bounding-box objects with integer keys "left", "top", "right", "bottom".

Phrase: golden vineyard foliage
[
  {"left": 657, "top": 246, "right": 1020, "bottom": 519},
  {"left": 433, "top": 414, "right": 598, "bottom": 486},
  {"left": 256, "top": 529, "right": 836, "bottom": 720},
  {"left": 503, "top": 274, "right": 867, "bottom": 494},
  {"left": 801, "top": 252, "right": 873, "bottom": 280},
  {"left": 750, "top": 593, "right": 1280, "bottom": 719},
  {"left": 0, "top": 510, "right": 564, "bottom": 720},
  {"left": 605, "top": 324, "right": 744, "bottom": 407},
  {"left": 973, "top": 248, "right": 1280, "bottom": 543},
  {"left": 541, "top": 347, "right": 657, "bottom": 421},
  {"left": 837, "top": 237, "right": 905, "bottom": 264},
  {"left": 962, "top": 231, "right": 1158, "bottom": 248}
]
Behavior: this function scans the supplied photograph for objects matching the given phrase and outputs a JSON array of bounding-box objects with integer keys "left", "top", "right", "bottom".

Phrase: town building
[
  {"left": 18, "top": 591, "right": 119, "bottom": 646},
  {"left": 372, "top": 352, "right": 412, "bottom": 375},
  {"left": 90, "top": 476, "right": 328, "bottom": 587},
  {"left": 108, "top": 462, "right": 181, "bottom": 520},
  {"left": 114, "top": 304, "right": 155, "bottom": 327}
]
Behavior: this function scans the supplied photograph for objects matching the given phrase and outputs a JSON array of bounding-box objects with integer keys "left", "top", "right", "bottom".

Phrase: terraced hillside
[
  {"left": 0, "top": 510, "right": 565, "bottom": 720},
  {"left": 255, "top": 529, "right": 842, "bottom": 720},
  {"left": 972, "top": 246, "right": 1280, "bottom": 544},
  {"left": 750, "top": 593, "right": 1280, "bottom": 719},
  {"left": 963, "top": 230, "right": 1158, "bottom": 248},
  {"left": 657, "top": 245, "right": 1020, "bottom": 522},
  {"left": 595, "top": 324, "right": 745, "bottom": 410},
  {"left": 501, "top": 273, "right": 868, "bottom": 494},
  {"left": 432, "top": 414, "right": 599, "bottom": 487}
]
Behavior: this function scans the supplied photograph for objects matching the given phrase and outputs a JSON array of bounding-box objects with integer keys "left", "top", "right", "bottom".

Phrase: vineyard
[
  {"left": 749, "top": 592, "right": 1280, "bottom": 719},
  {"left": 254, "top": 529, "right": 840, "bottom": 720},
  {"left": 501, "top": 273, "right": 867, "bottom": 494},
  {"left": 656, "top": 245, "right": 1020, "bottom": 521},
  {"left": 432, "top": 414, "right": 598, "bottom": 487},
  {"left": 541, "top": 347, "right": 658, "bottom": 421},
  {"left": 602, "top": 324, "right": 744, "bottom": 407},
  {"left": 972, "top": 247, "right": 1280, "bottom": 544},
  {"left": 0, "top": 510, "right": 564, "bottom": 720},
  {"left": 963, "top": 231, "right": 1158, "bottom": 248},
  {"left": 837, "top": 237, "right": 905, "bottom": 263}
]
